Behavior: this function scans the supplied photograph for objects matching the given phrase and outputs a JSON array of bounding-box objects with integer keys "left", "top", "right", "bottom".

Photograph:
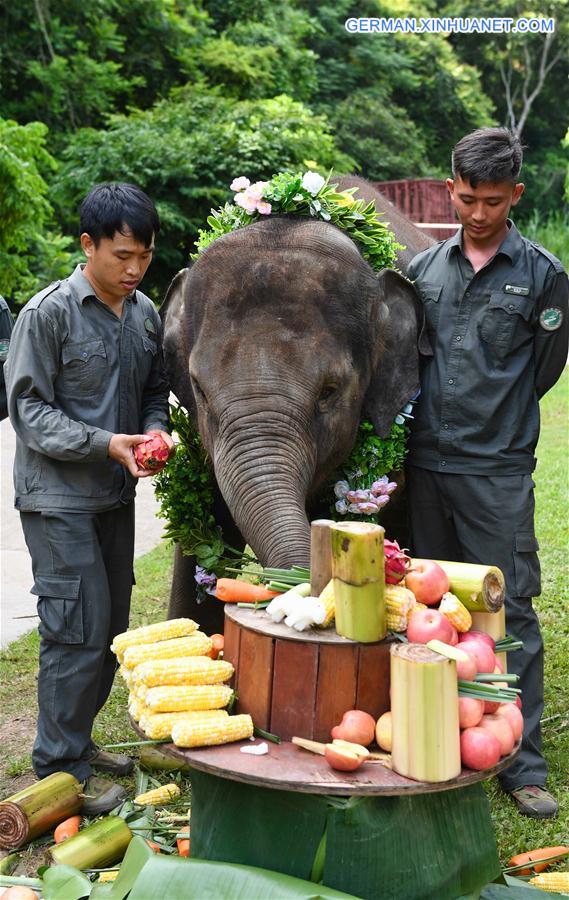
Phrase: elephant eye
[{"left": 318, "top": 382, "right": 339, "bottom": 410}]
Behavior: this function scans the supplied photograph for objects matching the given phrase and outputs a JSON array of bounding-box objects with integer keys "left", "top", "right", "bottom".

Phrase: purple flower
[
  {"left": 335, "top": 499, "right": 349, "bottom": 514},
  {"left": 356, "top": 502, "right": 380, "bottom": 515},
  {"left": 347, "top": 503, "right": 364, "bottom": 514},
  {"left": 371, "top": 476, "right": 397, "bottom": 496},
  {"left": 334, "top": 480, "right": 350, "bottom": 499},
  {"left": 194, "top": 565, "right": 217, "bottom": 596},
  {"left": 346, "top": 489, "right": 371, "bottom": 503},
  {"left": 373, "top": 495, "right": 391, "bottom": 508}
]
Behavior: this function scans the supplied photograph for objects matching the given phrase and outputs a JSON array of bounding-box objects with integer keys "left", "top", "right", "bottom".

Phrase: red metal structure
[{"left": 374, "top": 178, "right": 460, "bottom": 241}]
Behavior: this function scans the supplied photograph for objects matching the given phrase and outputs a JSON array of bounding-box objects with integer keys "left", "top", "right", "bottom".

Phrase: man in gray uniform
[
  {"left": 406, "top": 128, "right": 568, "bottom": 818},
  {"left": 0, "top": 295, "right": 14, "bottom": 420},
  {"left": 5, "top": 183, "right": 173, "bottom": 813}
]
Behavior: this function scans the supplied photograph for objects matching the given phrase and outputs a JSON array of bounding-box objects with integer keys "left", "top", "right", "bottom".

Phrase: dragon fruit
[
  {"left": 134, "top": 433, "right": 172, "bottom": 471},
  {"left": 384, "top": 539, "right": 411, "bottom": 584}
]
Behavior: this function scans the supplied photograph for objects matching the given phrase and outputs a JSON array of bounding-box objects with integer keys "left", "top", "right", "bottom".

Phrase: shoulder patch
[
  {"left": 27, "top": 281, "right": 62, "bottom": 309},
  {"left": 529, "top": 241, "right": 565, "bottom": 274},
  {"left": 539, "top": 307, "right": 564, "bottom": 332}
]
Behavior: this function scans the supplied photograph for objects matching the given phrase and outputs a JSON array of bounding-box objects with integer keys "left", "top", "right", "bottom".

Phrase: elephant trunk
[{"left": 213, "top": 401, "right": 315, "bottom": 568}]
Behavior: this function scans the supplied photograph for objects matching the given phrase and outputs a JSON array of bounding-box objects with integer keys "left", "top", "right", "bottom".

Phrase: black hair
[
  {"left": 79, "top": 183, "right": 160, "bottom": 247},
  {"left": 451, "top": 128, "right": 523, "bottom": 187}
]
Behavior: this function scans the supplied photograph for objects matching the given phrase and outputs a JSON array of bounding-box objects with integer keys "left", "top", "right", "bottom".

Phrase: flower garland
[{"left": 155, "top": 170, "right": 415, "bottom": 583}]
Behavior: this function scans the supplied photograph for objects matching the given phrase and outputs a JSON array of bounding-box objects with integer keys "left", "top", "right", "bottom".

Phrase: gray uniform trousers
[
  {"left": 406, "top": 466, "right": 546, "bottom": 791},
  {"left": 20, "top": 503, "right": 135, "bottom": 782}
]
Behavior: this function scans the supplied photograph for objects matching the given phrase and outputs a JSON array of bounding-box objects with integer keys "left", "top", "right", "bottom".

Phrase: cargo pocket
[
  {"left": 31, "top": 574, "right": 84, "bottom": 644},
  {"left": 60, "top": 338, "right": 108, "bottom": 395},
  {"left": 512, "top": 532, "right": 541, "bottom": 598},
  {"left": 418, "top": 283, "right": 443, "bottom": 340},
  {"left": 480, "top": 292, "right": 533, "bottom": 357}
]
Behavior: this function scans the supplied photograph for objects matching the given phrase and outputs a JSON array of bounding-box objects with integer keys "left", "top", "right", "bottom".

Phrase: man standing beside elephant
[{"left": 406, "top": 127, "right": 568, "bottom": 818}]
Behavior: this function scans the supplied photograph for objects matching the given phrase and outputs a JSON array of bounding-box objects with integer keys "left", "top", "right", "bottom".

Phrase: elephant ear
[
  {"left": 160, "top": 266, "right": 197, "bottom": 421},
  {"left": 363, "top": 268, "right": 431, "bottom": 438}
]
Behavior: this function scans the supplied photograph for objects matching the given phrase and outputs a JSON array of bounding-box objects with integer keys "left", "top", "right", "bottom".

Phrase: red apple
[
  {"left": 460, "top": 726, "right": 501, "bottom": 770},
  {"left": 493, "top": 656, "right": 504, "bottom": 674},
  {"left": 480, "top": 714, "right": 515, "bottom": 756},
  {"left": 332, "top": 739, "right": 370, "bottom": 760},
  {"left": 331, "top": 710, "right": 376, "bottom": 746},
  {"left": 407, "top": 608, "right": 455, "bottom": 645},
  {"left": 405, "top": 560, "right": 450, "bottom": 605},
  {"left": 484, "top": 698, "right": 501, "bottom": 715},
  {"left": 515, "top": 695, "right": 522, "bottom": 710},
  {"left": 495, "top": 703, "right": 524, "bottom": 741},
  {"left": 459, "top": 630, "right": 496, "bottom": 651},
  {"left": 458, "top": 697, "right": 484, "bottom": 729},
  {"left": 448, "top": 627, "right": 459, "bottom": 646},
  {"left": 458, "top": 637, "right": 496, "bottom": 673},
  {"left": 324, "top": 744, "right": 364, "bottom": 772},
  {"left": 455, "top": 649, "right": 477, "bottom": 681}
]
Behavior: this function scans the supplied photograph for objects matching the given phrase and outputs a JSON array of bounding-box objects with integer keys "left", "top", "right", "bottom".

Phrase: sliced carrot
[
  {"left": 177, "top": 824, "right": 190, "bottom": 857},
  {"left": 54, "top": 815, "right": 82, "bottom": 843},
  {"left": 207, "top": 634, "right": 225, "bottom": 660},
  {"left": 214, "top": 579, "right": 280, "bottom": 603},
  {"left": 508, "top": 845, "right": 568, "bottom": 875},
  {"left": 146, "top": 839, "right": 162, "bottom": 853}
]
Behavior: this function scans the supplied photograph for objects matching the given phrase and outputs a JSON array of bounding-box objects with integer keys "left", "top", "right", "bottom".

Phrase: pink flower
[
  {"left": 235, "top": 192, "right": 258, "bottom": 214},
  {"left": 247, "top": 181, "right": 268, "bottom": 200},
  {"left": 256, "top": 201, "right": 272, "bottom": 215},
  {"left": 230, "top": 176, "right": 250, "bottom": 191}
]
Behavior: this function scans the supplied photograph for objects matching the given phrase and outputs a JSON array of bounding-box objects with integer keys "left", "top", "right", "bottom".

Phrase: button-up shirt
[
  {"left": 406, "top": 222, "right": 568, "bottom": 474},
  {"left": 5, "top": 265, "right": 170, "bottom": 511}
]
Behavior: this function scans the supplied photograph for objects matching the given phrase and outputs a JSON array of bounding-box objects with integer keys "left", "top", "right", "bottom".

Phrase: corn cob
[
  {"left": 317, "top": 579, "right": 335, "bottom": 627},
  {"left": 134, "top": 783, "right": 181, "bottom": 806},
  {"left": 385, "top": 584, "right": 416, "bottom": 632},
  {"left": 439, "top": 592, "right": 472, "bottom": 632},
  {"left": 528, "top": 873, "right": 569, "bottom": 893},
  {"left": 172, "top": 714, "right": 254, "bottom": 748},
  {"left": 98, "top": 871, "right": 118, "bottom": 883},
  {"left": 133, "top": 657, "right": 234, "bottom": 689},
  {"left": 111, "top": 618, "right": 198, "bottom": 661},
  {"left": 128, "top": 696, "right": 152, "bottom": 722},
  {"left": 140, "top": 709, "right": 229, "bottom": 740},
  {"left": 145, "top": 684, "right": 233, "bottom": 713},
  {"left": 122, "top": 633, "right": 213, "bottom": 669},
  {"left": 119, "top": 666, "right": 134, "bottom": 689}
]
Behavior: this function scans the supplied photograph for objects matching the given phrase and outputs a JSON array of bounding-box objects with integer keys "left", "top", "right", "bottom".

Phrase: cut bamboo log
[
  {"left": 471, "top": 607, "right": 507, "bottom": 671},
  {"left": 330, "top": 522, "right": 386, "bottom": 643},
  {"left": 50, "top": 816, "right": 133, "bottom": 868},
  {"left": 413, "top": 560, "right": 505, "bottom": 612},
  {"left": 0, "top": 773, "right": 83, "bottom": 849},
  {"left": 391, "top": 643, "right": 461, "bottom": 783},
  {"left": 310, "top": 519, "right": 336, "bottom": 596}
]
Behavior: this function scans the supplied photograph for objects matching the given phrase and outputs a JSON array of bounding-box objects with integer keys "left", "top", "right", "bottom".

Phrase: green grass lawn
[{"left": 0, "top": 371, "right": 567, "bottom": 870}]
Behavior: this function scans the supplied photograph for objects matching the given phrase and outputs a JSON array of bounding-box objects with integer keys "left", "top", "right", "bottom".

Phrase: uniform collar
[
  {"left": 68, "top": 264, "right": 138, "bottom": 304},
  {"left": 446, "top": 219, "right": 522, "bottom": 265}
]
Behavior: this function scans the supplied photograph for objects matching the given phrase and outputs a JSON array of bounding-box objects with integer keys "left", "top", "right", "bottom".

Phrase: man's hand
[{"left": 108, "top": 434, "right": 154, "bottom": 478}]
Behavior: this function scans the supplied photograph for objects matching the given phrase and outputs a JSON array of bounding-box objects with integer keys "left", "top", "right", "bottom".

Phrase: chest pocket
[
  {"left": 132, "top": 332, "right": 157, "bottom": 383},
  {"left": 60, "top": 338, "right": 107, "bottom": 395},
  {"left": 418, "top": 283, "right": 443, "bottom": 338},
  {"left": 480, "top": 292, "right": 533, "bottom": 355}
]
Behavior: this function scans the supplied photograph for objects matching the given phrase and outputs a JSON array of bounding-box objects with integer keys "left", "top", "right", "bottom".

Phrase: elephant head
[{"left": 162, "top": 215, "right": 428, "bottom": 570}]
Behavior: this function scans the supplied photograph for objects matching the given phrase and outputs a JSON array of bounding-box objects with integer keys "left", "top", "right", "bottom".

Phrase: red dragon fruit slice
[
  {"left": 384, "top": 538, "right": 411, "bottom": 584},
  {"left": 134, "top": 433, "right": 172, "bottom": 471}
]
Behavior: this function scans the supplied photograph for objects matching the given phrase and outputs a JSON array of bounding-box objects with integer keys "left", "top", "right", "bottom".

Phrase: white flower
[
  {"left": 302, "top": 172, "right": 325, "bottom": 196},
  {"left": 230, "top": 176, "right": 250, "bottom": 191}
]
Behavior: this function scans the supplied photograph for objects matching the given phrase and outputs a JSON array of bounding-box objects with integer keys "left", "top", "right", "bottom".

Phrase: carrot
[
  {"left": 507, "top": 846, "right": 569, "bottom": 875},
  {"left": 207, "top": 634, "right": 225, "bottom": 660},
  {"left": 54, "top": 815, "right": 82, "bottom": 843},
  {"left": 214, "top": 579, "right": 280, "bottom": 603},
  {"left": 146, "top": 839, "right": 162, "bottom": 853},
  {"left": 177, "top": 824, "right": 190, "bottom": 857}
]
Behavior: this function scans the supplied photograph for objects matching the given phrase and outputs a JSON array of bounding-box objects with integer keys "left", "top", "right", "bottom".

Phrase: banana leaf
[
  {"left": 42, "top": 865, "right": 93, "bottom": 899},
  {"left": 127, "top": 856, "right": 360, "bottom": 899}
]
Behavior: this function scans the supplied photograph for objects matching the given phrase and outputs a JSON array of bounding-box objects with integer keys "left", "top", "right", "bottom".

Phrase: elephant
[{"left": 160, "top": 177, "right": 433, "bottom": 633}]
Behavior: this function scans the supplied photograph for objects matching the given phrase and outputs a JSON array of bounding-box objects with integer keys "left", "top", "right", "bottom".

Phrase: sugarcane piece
[
  {"left": 134, "top": 783, "right": 181, "bottom": 806},
  {"left": 330, "top": 522, "right": 386, "bottom": 643},
  {"left": 50, "top": 816, "right": 133, "bottom": 869},
  {"left": 310, "top": 519, "right": 335, "bottom": 595},
  {"left": 139, "top": 745, "right": 193, "bottom": 773},
  {"left": 390, "top": 643, "right": 461, "bottom": 783},
  {"left": 413, "top": 560, "right": 505, "bottom": 613},
  {"left": 317, "top": 579, "right": 335, "bottom": 628},
  {"left": 471, "top": 607, "right": 507, "bottom": 671},
  {"left": 0, "top": 772, "right": 83, "bottom": 849}
]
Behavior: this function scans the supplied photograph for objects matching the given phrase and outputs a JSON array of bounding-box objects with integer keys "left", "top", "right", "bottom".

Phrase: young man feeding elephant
[
  {"left": 406, "top": 128, "right": 568, "bottom": 818},
  {"left": 5, "top": 183, "right": 173, "bottom": 814}
]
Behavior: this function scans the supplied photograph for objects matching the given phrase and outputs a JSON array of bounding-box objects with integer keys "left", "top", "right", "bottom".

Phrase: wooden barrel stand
[{"left": 223, "top": 605, "right": 393, "bottom": 742}]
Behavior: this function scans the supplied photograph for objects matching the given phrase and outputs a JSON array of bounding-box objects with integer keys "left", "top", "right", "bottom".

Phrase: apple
[
  {"left": 458, "top": 637, "right": 496, "bottom": 673},
  {"left": 460, "top": 726, "right": 501, "bottom": 770},
  {"left": 515, "top": 695, "right": 522, "bottom": 710},
  {"left": 405, "top": 560, "right": 450, "bottom": 605},
  {"left": 375, "top": 712, "right": 392, "bottom": 752},
  {"left": 479, "top": 714, "right": 515, "bottom": 756},
  {"left": 459, "top": 630, "right": 496, "bottom": 652},
  {"left": 458, "top": 697, "right": 484, "bottom": 729},
  {"left": 448, "top": 627, "right": 459, "bottom": 646},
  {"left": 493, "top": 656, "right": 504, "bottom": 674},
  {"left": 484, "top": 698, "right": 501, "bottom": 715},
  {"left": 455, "top": 648, "right": 477, "bottom": 681},
  {"left": 324, "top": 744, "right": 364, "bottom": 772},
  {"left": 407, "top": 608, "right": 455, "bottom": 645},
  {"left": 495, "top": 703, "right": 524, "bottom": 741},
  {"left": 332, "top": 739, "right": 370, "bottom": 760},
  {"left": 331, "top": 710, "right": 376, "bottom": 746}
]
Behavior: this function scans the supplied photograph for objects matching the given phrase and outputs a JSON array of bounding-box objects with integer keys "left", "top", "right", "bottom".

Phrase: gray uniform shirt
[
  {"left": 406, "top": 221, "right": 568, "bottom": 474},
  {"left": 5, "top": 265, "right": 170, "bottom": 511}
]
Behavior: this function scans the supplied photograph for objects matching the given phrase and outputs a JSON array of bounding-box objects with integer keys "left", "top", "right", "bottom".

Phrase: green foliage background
[{"left": 0, "top": 0, "right": 567, "bottom": 303}]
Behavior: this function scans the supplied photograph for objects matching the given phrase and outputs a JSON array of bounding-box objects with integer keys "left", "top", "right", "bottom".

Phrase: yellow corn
[
  {"left": 111, "top": 618, "right": 198, "bottom": 661},
  {"left": 145, "top": 684, "right": 233, "bottom": 713},
  {"left": 128, "top": 696, "right": 152, "bottom": 722},
  {"left": 118, "top": 666, "right": 134, "bottom": 689},
  {"left": 98, "top": 871, "right": 118, "bottom": 883},
  {"left": 439, "top": 592, "right": 472, "bottom": 632},
  {"left": 528, "top": 873, "right": 569, "bottom": 893},
  {"left": 122, "top": 633, "right": 213, "bottom": 669},
  {"left": 172, "top": 714, "right": 254, "bottom": 748},
  {"left": 140, "top": 709, "right": 229, "bottom": 740},
  {"left": 317, "top": 580, "right": 335, "bottom": 627},
  {"left": 134, "top": 783, "right": 181, "bottom": 806},
  {"left": 385, "top": 584, "right": 416, "bottom": 632},
  {"left": 133, "top": 657, "right": 234, "bottom": 689}
]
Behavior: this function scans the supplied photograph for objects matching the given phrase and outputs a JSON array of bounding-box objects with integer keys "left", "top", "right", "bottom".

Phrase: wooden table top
[
  {"left": 224, "top": 604, "right": 396, "bottom": 646},
  {"left": 131, "top": 719, "right": 519, "bottom": 797}
]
